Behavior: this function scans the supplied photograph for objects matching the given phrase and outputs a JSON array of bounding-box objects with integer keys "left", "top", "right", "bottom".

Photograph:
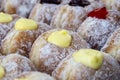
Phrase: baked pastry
[
  {"left": 0, "top": 13, "right": 20, "bottom": 52},
  {"left": 29, "top": 29, "right": 89, "bottom": 74},
  {"left": 2, "top": 0, "right": 40, "bottom": 17},
  {"left": 50, "top": 5, "right": 87, "bottom": 31},
  {"left": 52, "top": 49, "right": 120, "bottom": 80},
  {"left": 101, "top": 28, "right": 120, "bottom": 63},
  {"left": 14, "top": 71, "right": 55, "bottom": 80},
  {"left": 0, "top": 13, "right": 20, "bottom": 44},
  {"left": 101, "top": 0, "right": 120, "bottom": 11},
  {"left": 77, "top": 17, "right": 117, "bottom": 50},
  {"left": 106, "top": 10, "right": 120, "bottom": 27},
  {"left": 1, "top": 18, "right": 51, "bottom": 57},
  {"left": 0, "top": 54, "right": 36, "bottom": 80},
  {"left": 29, "top": 3, "right": 59, "bottom": 25}
]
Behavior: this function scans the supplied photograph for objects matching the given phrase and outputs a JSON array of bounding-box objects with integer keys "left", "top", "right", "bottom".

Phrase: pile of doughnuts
[{"left": 0, "top": 0, "right": 120, "bottom": 80}]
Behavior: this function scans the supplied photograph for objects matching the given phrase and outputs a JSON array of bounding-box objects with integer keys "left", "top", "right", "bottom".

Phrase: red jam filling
[{"left": 88, "top": 7, "right": 108, "bottom": 19}]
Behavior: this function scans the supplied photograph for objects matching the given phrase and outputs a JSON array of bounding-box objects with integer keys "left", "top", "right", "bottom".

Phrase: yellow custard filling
[
  {"left": 48, "top": 30, "right": 72, "bottom": 48},
  {"left": 73, "top": 49, "right": 103, "bottom": 69},
  {"left": 15, "top": 18, "right": 37, "bottom": 30},
  {"left": 0, "top": 66, "right": 5, "bottom": 79},
  {"left": 0, "top": 12, "right": 13, "bottom": 23}
]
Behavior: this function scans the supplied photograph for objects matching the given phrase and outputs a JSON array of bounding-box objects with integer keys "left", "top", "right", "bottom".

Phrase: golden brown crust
[
  {"left": 1, "top": 22, "right": 51, "bottom": 57},
  {"left": 4, "top": 0, "right": 16, "bottom": 14},
  {"left": 29, "top": 29, "right": 89, "bottom": 74},
  {"left": 52, "top": 52, "right": 120, "bottom": 80},
  {"left": 1, "top": 54, "right": 36, "bottom": 80},
  {"left": 101, "top": 28, "right": 120, "bottom": 62}
]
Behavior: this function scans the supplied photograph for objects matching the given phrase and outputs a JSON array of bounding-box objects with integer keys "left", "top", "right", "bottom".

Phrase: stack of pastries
[{"left": 0, "top": 0, "right": 120, "bottom": 80}]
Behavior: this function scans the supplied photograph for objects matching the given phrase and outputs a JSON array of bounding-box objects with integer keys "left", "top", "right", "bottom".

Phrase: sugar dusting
[
  {"left": 1, "top": 54, "right": 36, "bottom": 80},
  {"left": 29, "top": 3, "right": 59, "bottom": 25},
  {"left": 77, "top": 17, "right": 118, "bottom": 50},
  {"left": 51, "top": 5, "right": 87, "bottom": 31}
]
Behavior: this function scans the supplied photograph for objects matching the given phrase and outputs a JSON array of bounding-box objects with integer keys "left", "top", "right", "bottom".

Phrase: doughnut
[
  {"left": 3, "top": 0, "right": 40, "bottom": 17},
  {"left": 29, "top": 3, "right": 59, "bottom": 25},
  {"left": 77, "top": 17, "right": 117, "bottom": 50},
  {"left": 0, "top": 54, "right": 36, "bottom": 80},
  {"left": 1, "top": 18, "right": 51, "bottom": 57},
  {"left": 0, "top": 12, "right": 20, "bottom": 52},
  {"left": 30, "top": 29, "right": 89, "bottom": 74},
  {"left": 50, "top": 5, "right": 87, "bottom": 31},
  {"left": 53, "top": 49, "right": 120, "bottom": 80}
]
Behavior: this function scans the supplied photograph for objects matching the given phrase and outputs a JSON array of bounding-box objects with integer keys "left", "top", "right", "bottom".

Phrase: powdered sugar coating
[
  {"left": 3, "top": 0, "right": 40, "bottom": 17},
  {"left": 52, "top": 52, "right": 120, "bottom": 80},
  {"left": 15, "top": 71, "right": 55, "bottom": 80},
  {"left": 77, "top": 17, "right": 117, "bottom": 50},
  {"left": 101, "top": 0, "right": 120, "bottom": 11},
  {"left": 0, "top": 14, "right": 20, "bottom": 46},
  {"left": 50, "top": 5, "right": 87, "bottom": 32},
  {"left": 1, "top": 54, "right": 36, "bottom": 80},
  {"left": 30, "top": 29, "right": 89, "bottom": 74},
  {"left": 107, "top": 10, "right": 120, "bottom": 27},
  {"left": 29, "top": 3, "right": 59, "bottom": 25},
  {"left": 1, "top": 22, "right": 51, "bottom": 57},
  {"left": 85, "top": 1, "right": 104, "bottom": 14},
  {"left": 0, "top": 55, "right": 4, "bottom": 63},
  {"left": 101, "top": 28, "right": 120, "bottom": 62}
]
